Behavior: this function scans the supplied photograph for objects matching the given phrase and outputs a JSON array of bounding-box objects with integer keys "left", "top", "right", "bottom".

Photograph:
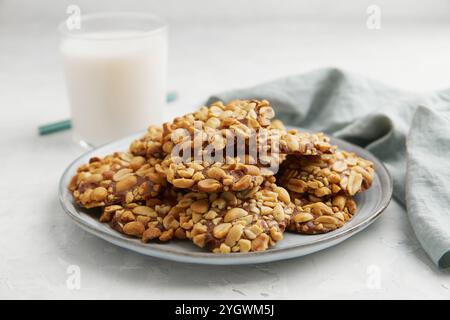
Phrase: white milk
[{"left": 61, "top": 31, "right": 167, "bottom": 146}]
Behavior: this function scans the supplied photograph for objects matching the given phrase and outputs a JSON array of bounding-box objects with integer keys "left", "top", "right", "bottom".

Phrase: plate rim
[{"left": 59, "top": 129, "right": 393, "bottom": 264}]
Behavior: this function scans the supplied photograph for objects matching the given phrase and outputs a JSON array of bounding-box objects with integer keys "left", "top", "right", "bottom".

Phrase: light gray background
[{"left": 1, "top": 0, "right": 450, "bottom": 299}]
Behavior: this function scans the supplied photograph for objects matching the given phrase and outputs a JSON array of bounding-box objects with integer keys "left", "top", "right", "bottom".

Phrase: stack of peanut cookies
[{"left": 69, "top": 100, "right": 375, "bottom": 253}]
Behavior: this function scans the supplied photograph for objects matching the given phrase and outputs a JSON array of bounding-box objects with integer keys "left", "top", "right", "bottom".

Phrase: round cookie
[
  {"left": 161, "top": 100, "right": 277, "bottom": 156},
  {"left": 100, "top": 182, "right": 294, "bottom": 251},
  {"left": 69, "top": 152, "right": 166, "bottom": 209},
  {"left": 175, "top": 183, "right": 294, "bottom": 253},
  {"left": 159, "top": 101, "right": 283, "bottom": 193},
  {"left": 280, "top": 129, "right": 335, "bottom": 156},
  {"left": 288, "top": 193, "right": 357, "bottom": 235},
  {"left": 129, "top": 125, "right": 164, "bottom": 159},
  {"left": 160, "top": 99, "right": 332, "bottom": 193},
  {"left": 277, "top": 151, "right": 375, "bottom": 198},
  {"left": 101, "top": 188, "right": 187, "bottom": 243},
  {"left": 163, "top": 156, "right": 276, "bottom": 193}
]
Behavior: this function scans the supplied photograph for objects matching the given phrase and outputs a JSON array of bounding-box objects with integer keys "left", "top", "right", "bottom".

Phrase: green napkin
[{"left": 207, "top": 68, "right": 450, "bottom": 268}]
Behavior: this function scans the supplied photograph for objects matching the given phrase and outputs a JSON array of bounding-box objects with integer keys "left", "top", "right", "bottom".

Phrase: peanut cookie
[
  {"left": 100, "top": 188, "right": 187, "bottom": 242},
  {"left": 159, "top": 100, "right": 283, "bottom": 192},
  {"left": 129, "top": 125, "right": 164, "bottom": 159},
  {"left": 280, "top": 130, "right": 335, "bottom": 156},
  {"left": 161, "top": 100, "right": 333, "bottom": 158},
  {"left": 69, "top": 152, "right": 166, "bottom": 209},
  {"left": 162, "top": 100, "right": 284, "bottom": 169},
  {"left": 160, "top": 100, "right": 334, "bottom": 192},
  {"left": 161, "top": 99, "right": 277, "bottom": 155},
  {"left": 288, "top": 194, "right": 357, "bottom": 234},
  {"left": 100, "top": 183, "right": 293, "bottom": 251},
  {"left": 163, "top": 156, "right": 277, "bottom": 193},
  {"left": 180, "top": 183, "right": 294, "bottom": 253},
  {"left": 276, "top": 151, "right": 375, "bottom": 198}
]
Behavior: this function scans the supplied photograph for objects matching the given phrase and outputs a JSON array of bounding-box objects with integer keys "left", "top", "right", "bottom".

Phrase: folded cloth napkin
[{"left": 207, "top": 68, "right": 450, "bottom": 268}]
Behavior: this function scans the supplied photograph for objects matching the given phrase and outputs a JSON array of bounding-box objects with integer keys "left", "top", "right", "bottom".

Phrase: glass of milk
[{"left": 59, "top": 12, "right": 168, "bottom": 147}]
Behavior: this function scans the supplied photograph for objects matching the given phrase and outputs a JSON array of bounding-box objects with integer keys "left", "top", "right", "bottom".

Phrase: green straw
[
  {"left": 38, "top": 91, "right": 178, "bottom": 136},
  {"left": 38, "top": 119, "right": 72, "bottom": 135}
]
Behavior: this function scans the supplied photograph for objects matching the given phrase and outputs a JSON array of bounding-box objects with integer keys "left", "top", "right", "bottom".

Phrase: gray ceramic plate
[{"left": 59, "top": 129, "right": 393, "bottom": 265}]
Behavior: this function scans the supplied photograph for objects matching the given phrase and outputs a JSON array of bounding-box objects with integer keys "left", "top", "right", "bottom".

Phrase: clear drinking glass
[{"left": 59, "top": 12, "right": 168, "bottom": 147}]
